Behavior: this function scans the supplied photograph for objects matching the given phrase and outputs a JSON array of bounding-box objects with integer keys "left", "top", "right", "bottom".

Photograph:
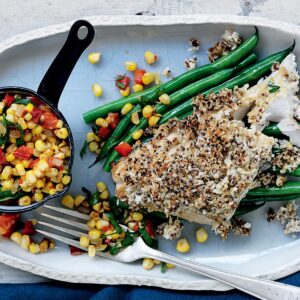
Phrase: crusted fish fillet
[{"left": 112, "top": 90, "right": 275, "bottom": 225}]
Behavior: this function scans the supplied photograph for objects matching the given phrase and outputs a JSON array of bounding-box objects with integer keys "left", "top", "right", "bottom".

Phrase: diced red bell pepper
[
  {"left": 0, "top": 149, "right": 6, "bottom": 165},
  {"left": 42, "top": 112, "right": 58, "bottom": 129},
  {"left": 106, "top": 112, "right": 120, "bottom": 130},
  {"left": 48, "top": 157, "right": 63, "bottom": 168},
  {"left": 3, "top": 94, "right": 15, "bottom": 107},
  {"left": 145, "top": 220, "right": 155, "bottom": 238},
  {"left": 69, "top": 245, "right": 84, "bottom": 256},
  {"left": 28, "top": 158, "right": 40, "bottom": 169},
  {"left": 115, "top": 75, "right": 130, "bottom": 90},
  {"left": 0, "top": 214, "right": 20, "bottom": 238},
  {"left": 133, "top": 223, "right": 139, "bottom": 232},
  {"left": 98, "top": 127, "right": 111, "bottom": 140},
  {"left": 114, "top": 142, "right": 132, "bottom": 157},
  {"left": 22, "top": 220, "right": 35, "bottom": 236},
  {"left": 134, "top": 69, "right": 146, "bottom": 85},
  {"left": 14, "top": 146, "right": 34, "bottom": 160},
  {"left": 31, "top": 107, "right": 44, "bottom": 124}
]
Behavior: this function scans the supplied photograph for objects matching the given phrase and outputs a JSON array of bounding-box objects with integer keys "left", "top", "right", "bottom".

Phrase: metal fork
[{"left": 37, "top": 205, "right": 300, "bottom": 300}]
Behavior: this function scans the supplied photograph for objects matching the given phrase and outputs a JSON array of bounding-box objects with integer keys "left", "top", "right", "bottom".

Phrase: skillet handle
[{"left": 37, "top": 20, "right": 95, "bottom": 108}]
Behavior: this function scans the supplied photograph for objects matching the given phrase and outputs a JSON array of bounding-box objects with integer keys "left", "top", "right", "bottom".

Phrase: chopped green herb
[
  {"left": 14, "top": 98, "right": 32, "bottom": 105},
  {"left": 80, "top": 140, "right": 88, "bottom": 158},
  {"left": 88, "top": 191, "right": 99, "bottom": 206},
  {"left": 16, "top": 124, "right": 24, "bottom": 147},
  {"left": 105, "top": 212, "right": 123, "bottom": 234},
  {"left": 268, "top": 81, "right": 280, "bottom": 93},
  {"left": 161, "top": 262, "right": 167, "bottom": 273}
]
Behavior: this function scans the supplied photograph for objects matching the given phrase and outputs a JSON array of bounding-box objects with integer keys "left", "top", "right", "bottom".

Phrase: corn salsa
[{"left": 0, "top": 92, "right": 71, "bottom": 206}]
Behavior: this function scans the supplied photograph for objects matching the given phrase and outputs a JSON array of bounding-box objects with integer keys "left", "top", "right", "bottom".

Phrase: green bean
[
  {"left": 233, "top": 53, "right": 257, "bottom": 72},
  {"left": 104, "top": 212, "right": 123, "bottom": 234},
  {"left": 88, "top": 191, "right": 99, "bottom": 206},
  {"left": 0, "top": 190, "right": 24, "bottom": 203},
  {"left": 102, "top": 67, "right": 237, "bottom": 171},
  {"left": 83, "top": 86, "right": 157, "bottom": 124},
  {"left": 140, "top": 29, "right": 259, "bottom": 106},
  {"left": 247, "top": 181, "right": 300, "bottom": 197},
  {"left": 83, "top": 30, "right": 258, "bottom": 123},
  {"left": 241, "top": 193, "right": 300, "bottom": 203},
  {"left": 160, "top": 43, "right": 295, "bottom": 124},
  {"left": 263, "top": 121, "right": 300, "bottom": 137}
]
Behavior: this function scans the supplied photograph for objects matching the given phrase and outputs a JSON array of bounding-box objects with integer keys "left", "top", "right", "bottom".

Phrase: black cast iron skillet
[{"left": 0, "top": 20, "right": 95, "bottom": 213}]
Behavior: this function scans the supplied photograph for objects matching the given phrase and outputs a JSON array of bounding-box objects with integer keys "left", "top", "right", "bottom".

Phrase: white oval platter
[{"left": 0, "top": 15, "right": 300, "bottom": 291}]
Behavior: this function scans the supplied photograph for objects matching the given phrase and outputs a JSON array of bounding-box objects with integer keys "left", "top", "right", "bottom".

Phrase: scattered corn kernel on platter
[{"left": 2, "top": 15, "right": 300, "bottom": 290}]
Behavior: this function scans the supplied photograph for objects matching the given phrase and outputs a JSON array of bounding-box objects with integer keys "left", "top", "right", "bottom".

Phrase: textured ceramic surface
[{"left": 0, "top": 15, "right": 300, "bottom": 291}]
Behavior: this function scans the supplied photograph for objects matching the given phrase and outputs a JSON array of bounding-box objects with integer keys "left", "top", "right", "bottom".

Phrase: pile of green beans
[
  {"left": 103, "top": 43, "right": 294, "bottom": 172},
  {"left": 83, "top": 29, "right": 259, "bottom": 123}
]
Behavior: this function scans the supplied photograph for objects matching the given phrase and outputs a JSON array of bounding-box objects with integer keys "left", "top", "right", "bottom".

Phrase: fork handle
[{"left": 144, "top": 248, "right": 300, "bottom": 300}]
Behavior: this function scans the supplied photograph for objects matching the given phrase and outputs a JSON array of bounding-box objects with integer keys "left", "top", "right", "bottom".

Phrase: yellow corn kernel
[
  {"left": 11, "top": 168, "right": 18, "bottom": 176},
  {"left": 86, "top": 132, "right": 95, "bottom": 142},
  {"left": 15, "top": 163, "right": 25, "bottom": 176},
  {"left": 148, "top": 115, "right": 160, "bottom": 126},
  {"left": 25, "top": 103, "right": 34, "bottom": 112},
  {"left": 24, "top": 112, "right": 32, "bottom": 121},
  {"left": 27, "top": 121, "right": 36, "bottom": 129},
  {"left": 93, "top": 203, "right": 101, "bottom": 212},
  {"left": 24, "top": 133, "right": 32, "bottom": 142},
  {"left": 132, "top": 129, "right": 143, "bottom": 140},
  {"left": 124, "top": 61, "right": 137, "bottom": 72},
  {"left": 6, "top": 114, "right": 16, "bottom": 123},
  {"left": 36, "top": 179, "right": 45, "bottom": 189},
  {"left": 35, "top": 140, "right": 47, "bottom": 152},
  {"left": 33, "top": 191, "right": 44, "bottom": 202},
  {"left": 33, "top": 168, "right": 43, "bottom": 179},
  {"left": 80, "top": 236, "right": 90, "bottom": 248},
  {"left": 142, "top": 72, "right": 155, "bottom": 85},
  {"left": 88, "top": 245, "right": 96, "bottom": 257},
  {"left": 142, "top": 105, "right": 155, "bottom": 119},
  {"left": 154, "top": 72, "right": 161, "bottom": 85},
  {"left": 100, "top": 190, "right": 109, "bottom": 200},
  {"left": 32, "top": 125, "right": 43, "bottom": 135},
  {"left": 88, "top": 229, "right": 101, "bottom": 240},
  {"left": 111, "top": 233, "right": 120, "bottom": 240},
  {"left": 96, "top": 219, "right": 109, "bottom": 230},
  {"left": 176, "top": 238, "right": 190, "bottom": 253},
  {"left": 92, "top": 83, "right": 103, "bottom": 97},
  {"left": 54, "top": 128, "right": 68, "bottom": 139},
  {"left": 49, "top": 240, "right": 55, "bottom": 250},
  {"left": 21, "top": 235, "right": 30, "bottom": 250},
  {"left": 166, "top": 263, "right": 175, "bottom": 269},
  {"left": 10, "top": 232, "right": 22, "bottom": 245},
  {"left": 40, "top": 239, "right": 49, "bottom": 253},
  {"left": 152, "top": 259, "right": 161, "bottom": 265},
  {"left": 25, "top": 170, "right": 37, "bottom": 185},
  {"left": 6, "top": 153, "right": 15, "bottom": 162},
  {"left": 159, "top": 94, "right": 170, "bottom": 105},
  {"left": 75, "top": 194, "right": 85, "bottom": 207},
  {"left": 2, "top": 166, "right": 12, "bottom": 180},
  {"left": 120, "top": 86, "right": 130, "bottom": 97},
  {"left": 61, "top": 194, "right": 74, "bottom": 209},
  {"left": 144, "top": 51, "right": 157, "bottom": 65},
  {"left": 131, "top": 211, "right": 143, "bottom": 222},
  {"left": 132, "top": 84, "right": 144, "bottom": 93},
  {"left": 93, "top": 135, "right": 100, "bottom": 142},
  {"left": 96, "top": 181, "right": 107, "bottom": 193},
  {"left": 143, "top": 258, "right": 154, "bottom": 270},
  {"left": 9, "top": 137, "right": 16, "bottom": 144},
  {"left": 95, "top": 118, "right": 108, "bottom": 128},
  {"left": 196, "top": 227, "right": 208, "bottom": 243},
  {"left": 121, "top": 103, "right": 134, "bottom": 115},
  {"left": 37, "top": 160, "right": 49, "bottom": 172},
  {"left": 56, "top": 119, "right": 63, "bottom": 129},
  {"left": 88, "top": 141, "right": 99, "bottom": 152},
  {"left": 6, "top": 108, "right": 15, "bottom": 115},
  {"left": 55, "top": 183, "right": 64, "bottom": 191},
  {"left": 0, "top": 102, "right": 4, "bottom": 114},
  {"left": 46, "top": 168, "right": 58, "bottom": 178},
  {"left": 29, "top": 243, "right": 40, "bottom": 254},
  {"left": 88, "top": 52, "right": 101, "bottom": 64},
  {"left": 2, "top": 179, "right": 14, "bottom": 191},
  {"left": 49, "top": 188, "right": 57, "bottom": 195},
  {"left": 18, "top": 118, "right": 27, "bottom": 130},
  {"left": 18, "top": 196, "right": 32, "bottom": 206},
  {"left": 131, "top": 111, "right": 140, "bottom": 125},
  {"left": 61, "top": 175, "right": 71, "bottom": 186},
  {"left": 87, "top": 219, "right": 96, "bottom": 228},
  {"left": 44, "top": 149, "right": 54, "bottom": 158}
]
